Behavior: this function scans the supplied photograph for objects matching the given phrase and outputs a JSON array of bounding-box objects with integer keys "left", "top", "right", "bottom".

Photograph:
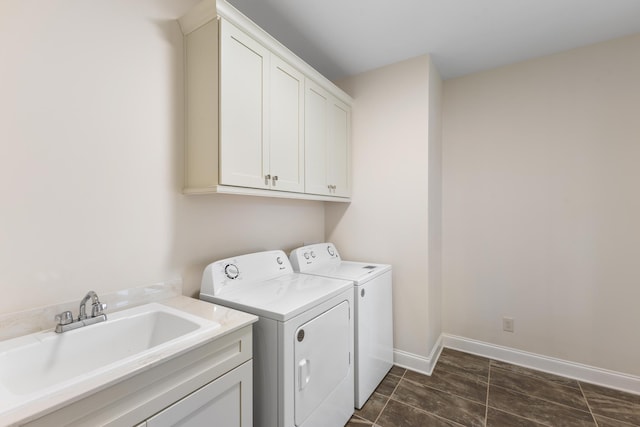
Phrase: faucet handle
[
  {"left": 91, "top": 302, "right": 107, "bottom": 317},
  {"left": 55, "top": 311, "right": 74, "bottom": 326}
]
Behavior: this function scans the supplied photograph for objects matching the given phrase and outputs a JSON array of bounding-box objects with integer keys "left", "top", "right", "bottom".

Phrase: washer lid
[
  {"left": 202, "top": 273, "right": 352, "bottom": 322},
  {"left": 303, "top": 261, "right": 391, "bottom": 284}
]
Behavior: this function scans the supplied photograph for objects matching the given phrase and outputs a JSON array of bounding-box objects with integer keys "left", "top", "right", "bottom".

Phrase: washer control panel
[{"left": 289, "top": 242, "right": 341, "bottom": 272}]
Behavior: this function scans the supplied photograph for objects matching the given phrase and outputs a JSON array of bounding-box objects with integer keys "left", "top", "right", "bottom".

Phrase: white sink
[{"left": 0, "top": 302, "right": 220, "bottom": 414}]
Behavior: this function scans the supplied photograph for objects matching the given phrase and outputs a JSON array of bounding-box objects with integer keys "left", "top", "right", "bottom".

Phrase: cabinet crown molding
[
  {"left": 178, "top": 0, "right": 216, "bottom": 35},
  {"left": 217, "top": 0, "right": 353, "bottom": 105}
]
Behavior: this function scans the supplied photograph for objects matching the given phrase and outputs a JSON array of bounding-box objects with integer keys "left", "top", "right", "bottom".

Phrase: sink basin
[{"left": 0, "top": 302, "right": 220, "bottom": 413}]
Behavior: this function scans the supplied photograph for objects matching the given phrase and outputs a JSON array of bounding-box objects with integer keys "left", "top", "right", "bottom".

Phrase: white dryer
[
  {"left": 290, "top": 243, "right": 393, "bottom": 409},
  {"left": 200, "top": 250, "right": 354, "bottom": 427}
]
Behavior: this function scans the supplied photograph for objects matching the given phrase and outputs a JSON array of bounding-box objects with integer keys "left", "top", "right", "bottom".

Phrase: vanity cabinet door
[{"left": 146, "top": 361, "right": 252, "bottom": 427}]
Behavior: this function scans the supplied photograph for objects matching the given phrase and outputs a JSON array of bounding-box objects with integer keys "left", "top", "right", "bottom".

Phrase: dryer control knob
[
  {"left": 361, "top": 289, "right": 366, "bottom": 298},
  {"left": 276, "top": 256, "right": 283, "bottom": 265},
  {"left": 327, "top": 246, "right": 335, "bottom": 256},
  {"left": 304, "top": 252, "right": 310, "bottom": 260},
  {"left": 297, "top": 329, "right": 305, "bottom": 342},
  {"left": 224, "top": 264, "right": 239, "bottom": 280},
  {"left": 310, "top": 251, "right": 316, "bottom": 258}
]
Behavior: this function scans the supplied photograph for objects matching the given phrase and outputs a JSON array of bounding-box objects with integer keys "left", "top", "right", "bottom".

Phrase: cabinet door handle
[
  {"left": 265, "top": 174, "right": 271, "bottom": 185},
  {"left": 272, "top": 175, "right": 278, "bottom": 186}
]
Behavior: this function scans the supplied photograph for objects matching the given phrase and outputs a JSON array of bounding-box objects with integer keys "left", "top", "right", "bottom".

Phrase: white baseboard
[
  {"left": 442, "top": 333, "right": 640, "bottom": 396},
  {"left": 393, "top": 336, "right": 443, "bottom": 375}
]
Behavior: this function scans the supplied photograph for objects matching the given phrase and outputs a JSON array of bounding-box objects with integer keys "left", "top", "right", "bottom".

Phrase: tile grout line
[
  {"left": 487, "top": 360, "right": 583, "bottom": 427},
  {"left": 485, "top": 383, "right": 590, "bottom": 426},
  {"left": 384, "top": 395, "right": 467, "bottom": 427},
  {"left": 369, "top": 368, "right": 465, "bottom": 427},
  {"left": 484, "top": 363, "right": 491, "bottom": 427},
  {"left": 578, "top": 381, "right": 600, "bottom": 427},
  {"left": 490, "top": 364, "right": 582, "bottom": 392},
  {"left": 489, "top": 382, "right": 594, "bottom": 415},
  {"left": 377, "top": 367, "right": 479, "bottom": 427},
  {"left": 400, "top": 375, "right": 489, "bottom": 405},
  {"left": 400, "top": 375, "right": 490, "bottom": 407},
  {"left": 372, "top": 370, "right": 405, "bottom": 426}
]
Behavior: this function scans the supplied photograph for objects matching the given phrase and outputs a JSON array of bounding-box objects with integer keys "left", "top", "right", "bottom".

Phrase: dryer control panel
[{"left": 201, "top": 250, "right": 293, "bottom": 297}]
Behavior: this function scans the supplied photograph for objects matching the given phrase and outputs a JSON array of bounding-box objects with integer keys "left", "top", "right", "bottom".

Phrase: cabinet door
[
  {"left": 328, "top": 99, "right": 351, "bottom": 197},
  {"left": 304, "top": 79, "right": 351, "bottom": 197},
  {"left": 269, "top": 55, "right": 304, "bottom": 193},
  {"left": 146, "top": 360, "right": 252, "bottom": 427},
  {"left": 304, "top": 80, "right": 330, "bottom": 196},
  {"left": 219, "top": 19, "right": 269, "bottom": 189}
]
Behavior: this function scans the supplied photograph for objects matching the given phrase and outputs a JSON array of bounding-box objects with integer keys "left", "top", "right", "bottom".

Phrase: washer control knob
[
  {"left": 304, "top": 252, "right": 310, "bottom": 260},
  {"left": 276, "top": 256, "right": 283, "bottom": 265},
  {"left": 361, "top": 289, "right": 366, "bottom": 298},
  {"left": 327, "top": 246, "right": 335, "bottom": 256},
  {"left": 310, "top": 251, "right": 316, "bottom": 258},
  {"left": 224, "top": 264, "right": 239, "bottom": 279},
  {"left": 297, "top": 329, "right": 305, "bottom": 342}
]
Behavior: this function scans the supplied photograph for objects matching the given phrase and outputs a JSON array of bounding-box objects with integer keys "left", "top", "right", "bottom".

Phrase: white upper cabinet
[
  {"left": 179, "top": 0, "right": 351, "bottom": 201},
  {"left": 219, "top": 19, "right": 269, "bottom": 189},
  {"left": 220, "top": 19, "right": 304, "bottom": 192},
  {"left": 328, "top": 98, "right": 351, "bottom": 197},
  {"left": 305, "top": 81, "right": 329, "bottom": 196},
  {"left": 269, "top": 55, "right": 305, "bottom": 192},
  {"left": 305, "top": 80, "right": 351, "bottom": 197}
]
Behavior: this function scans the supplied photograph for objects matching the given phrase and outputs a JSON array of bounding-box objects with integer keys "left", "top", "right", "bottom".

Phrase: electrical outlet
[{"left": 503, "top": 317, "right": 514, "bottom": 333}]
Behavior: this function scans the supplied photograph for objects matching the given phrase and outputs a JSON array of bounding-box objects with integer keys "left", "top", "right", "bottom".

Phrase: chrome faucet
[
  {"left": 78, "top": 290, "right": 106, "bottom": 320},
  {"left": 55, "top": 290, "right": 107, "bottom": 333}
]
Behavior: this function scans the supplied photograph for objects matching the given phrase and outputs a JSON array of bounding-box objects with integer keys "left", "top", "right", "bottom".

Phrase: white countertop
[{"left": 0, "top": 296, "right": 257, "bottom": 426}]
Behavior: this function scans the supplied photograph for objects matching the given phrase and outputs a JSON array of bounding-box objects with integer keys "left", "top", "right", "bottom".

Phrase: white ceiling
[{"left": 226, "top": 0, "right": 640, "bottom": 80}]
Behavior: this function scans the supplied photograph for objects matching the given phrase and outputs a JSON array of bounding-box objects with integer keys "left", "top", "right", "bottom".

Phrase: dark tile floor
[{"left": 346, "top": 348, "right": 640, "bottom": 427}]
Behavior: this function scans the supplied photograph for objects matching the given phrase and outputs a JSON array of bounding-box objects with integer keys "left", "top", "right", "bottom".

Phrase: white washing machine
[
  {"left": 200, "top": 250, "right": 354, "bottom": 427},
  {"left": 290, "top": 243, "right": 393, "bottom": 409}
]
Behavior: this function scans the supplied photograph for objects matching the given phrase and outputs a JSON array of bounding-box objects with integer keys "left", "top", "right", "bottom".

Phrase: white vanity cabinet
[
  {"left": 219, "top": 19, "right": 304, "bottom": 193},
  {"left": 305, "top": 80, "right": 352, "bottom": 198},
  {"left": 24, "top": 325, "right": 253, "bottom": 427},
  {"left": 143, "top": 361, "right": 252, "bottom": 427},
  {"left": 179, "top": 0, "right": 351, "bottom": 201}
]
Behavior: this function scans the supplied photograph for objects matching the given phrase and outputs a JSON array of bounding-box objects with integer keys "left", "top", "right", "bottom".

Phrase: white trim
[
  {"left": 183, "top": 184, "right": 351, "bottom": 202},
  {"left": 442, "top": 334, "right": 640, "bottom": 396},
  {"left": 393, "top": 336, "right": 443, "bottom": 376}
]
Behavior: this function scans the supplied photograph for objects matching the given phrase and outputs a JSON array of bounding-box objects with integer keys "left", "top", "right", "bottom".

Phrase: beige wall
[
  {"left": 327, "top": 55, "right": 442, "bottom": 365},
  {"left": 5, "top": 0, "right": 636, "bottom": 381},
  {"left": 0, "top": 0, "right": 324, "bottom": 315},
  {"left": 442, "top": 34, "right": 640, "bottom": 375}
]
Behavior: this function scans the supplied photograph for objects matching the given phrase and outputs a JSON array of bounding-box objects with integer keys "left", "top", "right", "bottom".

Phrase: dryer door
[{"left": 294, "top": 301, "right": 350, "bottom": 425}]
